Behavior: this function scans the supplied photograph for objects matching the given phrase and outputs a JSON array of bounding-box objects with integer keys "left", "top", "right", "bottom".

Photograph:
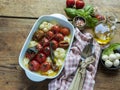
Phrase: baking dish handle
[{"left": 50, "top": 13, "right": 68, "bottom": 21}]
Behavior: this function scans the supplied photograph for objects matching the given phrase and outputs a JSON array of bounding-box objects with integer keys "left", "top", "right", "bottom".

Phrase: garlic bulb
[{"left": 105, "top": 60, "right": 113, "bottom": 68}]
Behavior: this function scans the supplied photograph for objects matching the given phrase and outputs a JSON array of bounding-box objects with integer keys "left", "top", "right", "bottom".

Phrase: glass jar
[{"left": 94, "top": 15, "right": 117, "bottom": 45}]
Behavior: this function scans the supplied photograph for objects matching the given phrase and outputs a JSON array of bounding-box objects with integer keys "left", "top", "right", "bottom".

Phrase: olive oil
[{"left": 94, "top": 23, "right": 115, "bottom": 45}]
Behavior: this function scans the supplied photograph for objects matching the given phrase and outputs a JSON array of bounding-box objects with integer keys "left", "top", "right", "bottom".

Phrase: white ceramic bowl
[{"left": 19, "top": 14, "right": 75, "bottom": 82}]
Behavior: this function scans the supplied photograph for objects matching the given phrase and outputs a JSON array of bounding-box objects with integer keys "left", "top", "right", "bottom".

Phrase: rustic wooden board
[
  {"left": 84, "top": 0, "right": 120, "bottom": 21},
  {"left": 94, "top": 63, "right": 120, "bottom": 90},
  {"left": 0, "top": 17, "right": 120, "bottom": 90},
  {"left": 0, "top": 0, "right": 120, "bottom": 21},
  {"left": 0, "top": 0, "right": 66, "bottom": 17},
  {"left": 0, "top": 0, "right": 120, "bottom": 89},
  {"left": 0, "top": 18, "right": 50, "bottom": 90}
]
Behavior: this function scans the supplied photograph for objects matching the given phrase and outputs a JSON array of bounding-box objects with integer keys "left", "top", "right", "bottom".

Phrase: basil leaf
[
  {"left": 64, "top": 8, "right": 77, "bottom": 18},
  {"left": 102, "top": 43, "right": 120, "bottom": 55}
]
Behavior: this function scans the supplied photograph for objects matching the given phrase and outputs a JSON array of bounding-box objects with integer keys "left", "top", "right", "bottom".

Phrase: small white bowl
[{"left": 19, "top": 14, "right": 75, "bottom": 82}]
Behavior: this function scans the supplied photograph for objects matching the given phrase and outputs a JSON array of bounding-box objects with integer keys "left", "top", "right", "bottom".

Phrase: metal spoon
[{"left": 49, "top": 42, "right": 59, "bottom": 71}]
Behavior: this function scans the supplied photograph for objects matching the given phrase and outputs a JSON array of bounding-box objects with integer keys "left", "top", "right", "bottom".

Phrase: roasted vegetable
[{"left": 32, "top": 30, "right": 44, "bottom": 41}]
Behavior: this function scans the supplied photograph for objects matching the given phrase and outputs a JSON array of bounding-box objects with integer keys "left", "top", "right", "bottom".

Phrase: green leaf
[
  {"left": 64, "top": 8, "right": 77, "bottom": 18},
  {"left": 102, "top": 43, "right": 120, "bottom": 55},
  {"left": 84, "top": 5, "right": 94, "bottom": 15},
  {"left": 64, "top": 5, "right": 98, "bottom": 28},
  {"left": 86, "top": 16, "right": 98, "bottom": 28}
]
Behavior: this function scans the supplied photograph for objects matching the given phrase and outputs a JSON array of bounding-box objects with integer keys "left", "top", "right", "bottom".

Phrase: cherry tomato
[
  {"left": 43, "top": 46, "right": 50, "bottom": 56},
  {"left": 25, "top": 53, "right": 33, "bottom": 59},
  {"left": 60, "top": 27, "right": 70, "bottom": 36},
  {"left": 54, "top": 33, "right": 64, "bottom": 42},
  {"left": 25, "top": 48, "right": 37, "bottom": 59},
  {"left": 46, "top": 31, "right": 54, "bottom": 39},
  {"left": 40, "top": 62, "right": 51, "bottom": 72},
  {"left": 36, "top": 53, "right": 46, "bottom": 64},
  {"left": 50, "top": 40, "right": 58, "bottom": 50},
  {"left": 95, "top": 14, "right": 105, "bottom": 21},
  {"left": 66, "top": 0, "right": 75, "bottom": 8},
  {"left": 40, "top": 37, "right": 49, "bottom": 46},
  {"left": 51, "top": 25, "right": 60, "bottom": 34},
  {"left": 76, "top": 0, "right": 85, "bottom": 9},
  {"left": 36, "top": 43, "right": 42, "bottom": 51},
  {"left": 29, "top": 60, "right": 40, "bottom": 71}
]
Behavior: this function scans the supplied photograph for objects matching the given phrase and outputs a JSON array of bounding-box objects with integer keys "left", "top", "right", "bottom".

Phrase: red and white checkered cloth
[{"left": 49, "top": 28, "right": 101, "bottom": 90}]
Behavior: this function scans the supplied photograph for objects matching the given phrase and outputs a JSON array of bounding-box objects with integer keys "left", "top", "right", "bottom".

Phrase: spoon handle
[{"left": 50, "top": 42, "right": 56, "bottom": 64}]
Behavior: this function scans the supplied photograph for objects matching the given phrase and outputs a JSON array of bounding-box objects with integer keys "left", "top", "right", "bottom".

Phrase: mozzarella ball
[
  {"left": 28, "top": 41, "right": 38, "bottom": 48},
  {"left": 102, "top": 55, "right": 109, "bottom": 61},
  {"left": 47, "top": 23, "right": 53, "bottom": 29},
  {"left": 23, "top": 58, "right": 29, "bottom": 67},
  {"left": 109, "top": 53, "right": 116, "bottom": 61},
  {"left": 113, "top": 59, "right": 120, "bottom": 67},
  {"left": 56, "top": 59, "right": 63, "bottom": 66},
  {"left": 115, "top": 53, "right": 120, "bottom": 59},
  {"left": 43, "top": 27, "right": 49, "bottom": 32},
  {"left": 54, "top": 48, "right": 66, "bottom": 59},
  {"left": 105, "top": 60, "right": 113, "bottom": 68},
  {"left": 64, "top": 36, "right": 70, "bottom": 43},
  {"left": 42, "top": 21, "right": 48, "bottom": 25},
  {"left": 39, "top": 24, "right": 44, "bottom": 29},
  {"left": 46, "top": 57, "right": 52, "bottom": 62}
]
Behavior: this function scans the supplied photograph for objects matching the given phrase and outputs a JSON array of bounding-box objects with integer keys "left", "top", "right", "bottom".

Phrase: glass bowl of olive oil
[{"left": 94, "top": 15, "right": 117, "bottom": 45}]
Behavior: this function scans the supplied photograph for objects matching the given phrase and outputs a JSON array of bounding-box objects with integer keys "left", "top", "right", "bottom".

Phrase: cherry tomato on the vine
[
  {"left": 60, "top": 27, "right": 70, "bottom": 36},
  {"left": 50, "top": 40, "right": 59, "bottom": 50},
  {"left": 54, "top": 33, "right": 64, "bottom": 42},
  {"left": 46, "top": 31, "right": 54, "bottom": 39},
  {"left": 29, "top": 60, "right": 40, "bottom": 71},
  {"left": 35, "top": 53, "right": 47, "bottom": 64},
  {"left": 51, "top": 25, "right": 60, "bottom": 34},
  {"left": 40, "top": 62, "right": 51, "bottom": 72},
  {"left": 43, "top": 46, "right": 51, "bottom": 56}
]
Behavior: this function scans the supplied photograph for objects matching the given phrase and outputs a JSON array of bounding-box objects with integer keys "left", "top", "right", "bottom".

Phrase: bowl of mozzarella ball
[{"left": 101, "top": 43, "right": 120, "bottom": 70}]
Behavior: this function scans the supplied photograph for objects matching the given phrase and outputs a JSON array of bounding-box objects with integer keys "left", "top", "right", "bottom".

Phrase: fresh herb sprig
[{"left": 64, "top": 5, "right": 98, "bottom": 28}]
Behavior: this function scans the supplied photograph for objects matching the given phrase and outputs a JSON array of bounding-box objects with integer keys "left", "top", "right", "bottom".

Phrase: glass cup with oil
[{"left": 94, "top": 14, "right": 117, "bottom": 46}]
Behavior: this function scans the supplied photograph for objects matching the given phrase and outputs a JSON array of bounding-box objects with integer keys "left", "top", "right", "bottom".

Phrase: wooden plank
[
  {"left": 0, "top": 17, "right": 120, "bottom": 90},
  {"left": 84, "top": 0, "right": 120, "bottom": 21},
  {"left": 0, "top": 0, "right": 120, "bottom": 90},
  {"left": 0, "top": 0, "right": 120, "bottom": 21},
  {"left": 0, "top": 0, "right": 66, "bottom": 17},
  {"left": 0, "top": 18, "right": 50, "bottom": 90},
  {"left": 94, "top": 63, "right": 120, "bottom": 90}
]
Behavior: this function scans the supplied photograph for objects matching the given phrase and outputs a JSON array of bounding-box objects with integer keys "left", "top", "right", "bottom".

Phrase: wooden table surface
[{"left": 0, "top": 0, "right": 120, "bottom": 90}]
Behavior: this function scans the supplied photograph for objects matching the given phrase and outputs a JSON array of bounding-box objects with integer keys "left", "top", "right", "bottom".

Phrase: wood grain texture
[
  {"left": 0, "top": 0, "right": 120, "bottom": 21},
  {"left": 84, "top": 0, "right": 120, "bottom": 21},
  {"left": 0, "top": 0, "right": 66, "bottom": 17},
  {"left": 0, "top": 18, "right": 120, "bottom": 90},
  {"left": 0, "top": 18, "right": 50, "bottom": 90},
  {"left": 0, "top": 0, "right": 120, "bottom": 90}
]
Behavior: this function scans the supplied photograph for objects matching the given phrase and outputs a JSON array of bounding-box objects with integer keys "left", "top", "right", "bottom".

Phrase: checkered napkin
[{"left": 49, "top": 28, "right": 101, "bottom": 90}]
